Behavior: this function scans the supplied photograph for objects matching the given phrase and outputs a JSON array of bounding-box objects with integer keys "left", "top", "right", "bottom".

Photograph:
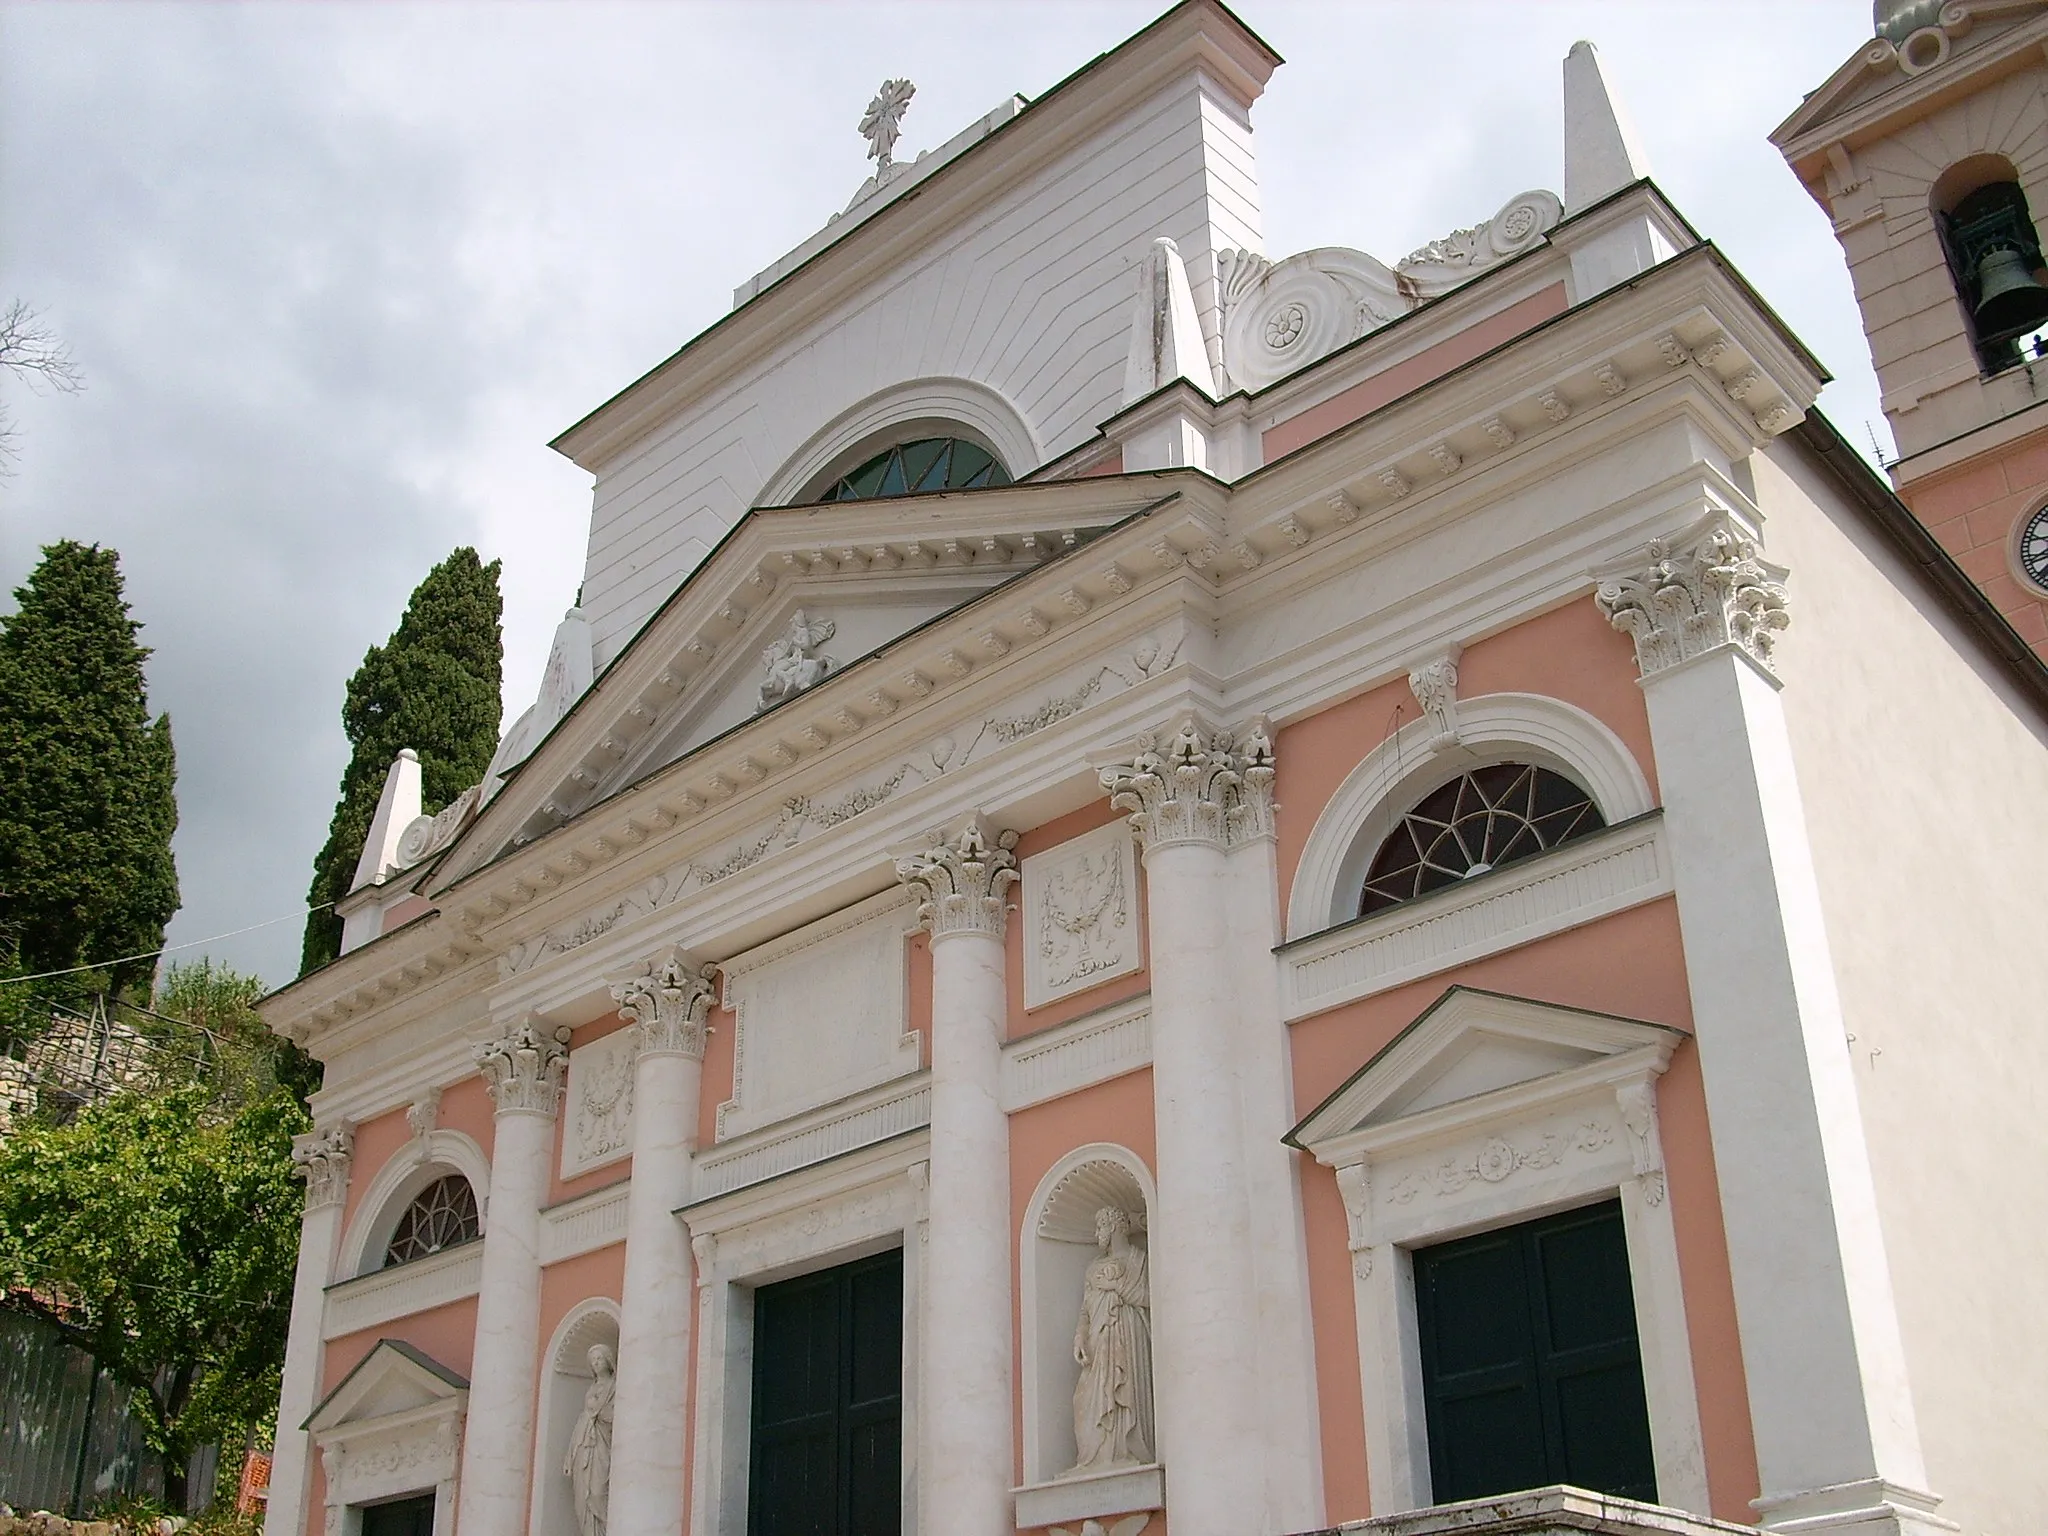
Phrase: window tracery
[
  {"left": 1358, "top": 763, "right": 1603, "bottom": 916},
  {"left": 818, "top": 436, "right": 1010, "bottom": 501},
  {"left": 382, "top": 1173, "right": 480, "bottom": 1267}
]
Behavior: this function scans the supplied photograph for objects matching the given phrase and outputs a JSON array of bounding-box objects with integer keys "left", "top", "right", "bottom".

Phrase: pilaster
[
  {"left": 268, "top": 1125, "right": 354, "bottom": 1536},
  {"left": 1594, "top": 522, "right": 1949, "bottom": 1536}
]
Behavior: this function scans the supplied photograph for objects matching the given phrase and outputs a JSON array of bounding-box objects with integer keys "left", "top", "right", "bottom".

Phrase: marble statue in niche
[
  {"left": 564, "top": 1344, "right": 616, "bottom": 1536},
  {"left": 1069, "top": 1207, "right": 1153, "bottom": 1473}
]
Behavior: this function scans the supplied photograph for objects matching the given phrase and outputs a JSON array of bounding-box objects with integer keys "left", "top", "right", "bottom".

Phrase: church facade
[{"left": 259, "top": 6, "right": 2048, "bottom": 1536}]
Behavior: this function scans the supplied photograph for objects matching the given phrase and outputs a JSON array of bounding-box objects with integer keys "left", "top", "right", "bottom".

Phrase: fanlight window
[
  {"left": 1359, "top": 763, "right": 1604, "bottom": 917},
  {"left": 818, "top": 436, "right": 1011, "bottom": 501},
  {"left": 383, "top": 1174, "right": 480, "bottom": 1268}
]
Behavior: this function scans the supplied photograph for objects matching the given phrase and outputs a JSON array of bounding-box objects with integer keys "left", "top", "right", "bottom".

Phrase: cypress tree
[
  {"left": 0, "top": 541, "right": 179, "bottom": 1002},
  {"left": 300, "top": 548, "right": 503, "bottom": 974}
]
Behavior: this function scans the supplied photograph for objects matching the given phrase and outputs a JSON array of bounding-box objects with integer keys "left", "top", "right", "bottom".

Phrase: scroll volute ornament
[
  {"left": 895, "top": 818, "right": 1019, "bottom": 940},
  {"left": 1101, "top": 716, "right": 1276, "bottom": 853},
  {"left": 473, "top": 1017, "right": 572, "bottom": 1116},
  {"left": 610, "top": 949, "right": 717, "bottom": 1060},
  {"left": 1595, "top": 518, "right": 1791, "bottom": 679},
  {"left": 291, "top": 1123, "right": 355, "bottom": 1209}
]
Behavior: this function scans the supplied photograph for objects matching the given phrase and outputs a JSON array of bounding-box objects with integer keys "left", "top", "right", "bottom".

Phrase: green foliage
[
  {"left": 0, "top": 542, "right": 179, "bottom": 1008},
  {"left": 149, "top": 959, "right": 321, "bottom": 1108},
  {"left": 300, "top": 548, "right": 503, "bottom": 975},
  {"left": 0, "top": 1086, "right": 307, "bottom": 1511}
]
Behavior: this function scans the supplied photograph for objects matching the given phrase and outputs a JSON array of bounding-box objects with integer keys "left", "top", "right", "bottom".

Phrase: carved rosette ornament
[
  {"left": 473, "top": 1018, "right": 572, "bottom": 1117},
  {"left": 1595, "top": 520, "right": 1791, "bottom": 679},
  {"left": 1100, "top": 716, "right": 1277, "bottom": 854},
  {"left": 896, "top": 819, "right": 1020, "bottom": 941},
  {"left": 610, "top": 948, "right": 717, "bottom": 1060},
  {"left": 291, "top": 1124, "right": 354, "bottom": 1209}
]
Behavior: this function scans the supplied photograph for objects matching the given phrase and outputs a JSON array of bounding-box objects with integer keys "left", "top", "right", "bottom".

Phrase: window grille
[
  {"left": 1359, "top": 763, "right": 1604, "bottom": 916},
  {"left": 818, "top": 437, "right": 1010, "bottom": 501},
  {"left": 383, "top": 1174, "right": 480, "bottom": 1267}
]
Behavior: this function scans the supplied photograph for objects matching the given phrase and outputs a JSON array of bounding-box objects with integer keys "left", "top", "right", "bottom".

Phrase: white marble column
[
  {"left": 456, "top": 1019, "right": 570, "bottom": 1536},
  {"left": 1102, "top": 721, "right": 1267, "bottom": 1536},
  {"left": 1218, "top": 724, "right": 1325, "bottom": 1533},
  {"left": 1597, "top": 518, "right": 1946, "bottom": 1536},
  {"left": 605, "top": 951, "right": 716, "bottom": 1536},
  {"left": 895, "top": 817, "right": 1018, "bottom": 1536},
  {"left": 268, "top": 1125, "right": 353, "bottom": 1536}
]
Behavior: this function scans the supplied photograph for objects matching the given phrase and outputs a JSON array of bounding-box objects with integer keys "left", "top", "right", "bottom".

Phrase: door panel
[
  {"left": 359, "top": 1494, "right": 435, "bottom": 1536},
  {"left": 1413, "top": 1199, "right": 1657, "bottom": 1505},
  {"left": 749, "top": 1248, "right": 903, "bottom": 1536}
]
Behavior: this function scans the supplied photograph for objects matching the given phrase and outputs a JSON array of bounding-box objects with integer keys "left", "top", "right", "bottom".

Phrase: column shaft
[
  {"left": 269, "top": 1129, "right": 352, "bottom": 1536},
  {"left": 897, "top": 820, "right": 1017, "bottom": 1536},
  {"left": 1142, "top": 839, "right": 1262, "bottom": 1536},
  {"left": 926, "top": 927, "right": 1012, "bottom": 1536},
  {"left": 456, "top": 1023, "right": 568, "bottom": 1536},
  {"left": 608, "top": 956, "right": 714, "bottom": 1536}
]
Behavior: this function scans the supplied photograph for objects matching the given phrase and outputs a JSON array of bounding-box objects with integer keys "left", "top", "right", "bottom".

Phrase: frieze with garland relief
[
  {"left": 561, "top": 1028, "right": 637, "bottom": 1178},
  {"left": 1021, "top": 821, "right": 1141, "bottom": 1008},
  {"left": 496, "top": 627, "right": 1188, "bottom": 979},
  {"left": 1384, "top": 1118, "right": 1616, "bottom": 1206}
]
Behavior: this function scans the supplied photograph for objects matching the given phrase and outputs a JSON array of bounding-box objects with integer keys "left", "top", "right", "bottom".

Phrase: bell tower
[{"left": 1773, "top": 0, "right": 2048, "bottom": 655}]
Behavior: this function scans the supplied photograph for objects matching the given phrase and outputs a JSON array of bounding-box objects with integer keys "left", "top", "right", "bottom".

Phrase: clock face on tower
[{"left": 2022, "top": 504, "right": 2048, "bottom": 594}]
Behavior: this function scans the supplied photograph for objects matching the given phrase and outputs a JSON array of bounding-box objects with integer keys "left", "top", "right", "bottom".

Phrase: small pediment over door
[
  {"left": 308, "top": 1339, "right": 469, "bottom": 1433},
  {"left": 1285, "top": 986, "right": 1685, "bottom": 1158}
]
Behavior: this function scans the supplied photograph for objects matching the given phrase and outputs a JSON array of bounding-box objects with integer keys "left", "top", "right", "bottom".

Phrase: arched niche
[
  {"left": 1288, "top": 692, "right": 1653, "bottom": 940},
  {"left": 753, "top": 377, "right": 1041, "bottom": 508},
  {"left": 1019, "top": 1144, "right": 1157, "bottom": 1489},
  {"left": 530, "top": 1299, "right": 622, "bottom": 1536},
  {"left": 337, "top": 1129, "right": 492, "bottom": 1280}
]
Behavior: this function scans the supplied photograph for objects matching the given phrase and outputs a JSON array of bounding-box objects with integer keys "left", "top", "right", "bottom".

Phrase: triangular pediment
[
  {"left": 306, "top": 1339, "right": 468, "bottom": 1433},
  {"left": 1772, "top": 5, "right": 2048, "bottom": 154},
  {"left": 435, "top": 475, "right": 1172, "bottom": 883},
  {"left": 1285, "top": 987, "right": 1685, "bottom": 1155}
]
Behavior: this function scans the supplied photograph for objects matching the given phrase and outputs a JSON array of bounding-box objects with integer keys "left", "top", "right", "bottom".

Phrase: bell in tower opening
[{"left": 1940, "top": 180, "right": 2048, "bottom": 367}]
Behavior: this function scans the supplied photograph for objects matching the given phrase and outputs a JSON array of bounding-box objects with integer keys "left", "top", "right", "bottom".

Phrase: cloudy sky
[{"left": 0, "top": 0, "right": 1884, "bottom": 988}]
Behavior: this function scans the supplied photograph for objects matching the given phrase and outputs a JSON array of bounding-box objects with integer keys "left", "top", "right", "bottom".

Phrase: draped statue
[
  {"left": 1069, "top": 1206, "right": 1153, "bottom": 1473},
  {"left": 564, "top": 1344, "right": 616, "bottom": 1536}
]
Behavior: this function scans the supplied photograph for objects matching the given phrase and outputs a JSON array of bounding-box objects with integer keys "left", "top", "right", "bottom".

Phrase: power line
[{"left": 0, "top": 902, "right": 334, "bottom": 987}]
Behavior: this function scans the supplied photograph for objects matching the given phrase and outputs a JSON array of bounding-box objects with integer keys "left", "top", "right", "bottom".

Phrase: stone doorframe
[
  {"left": 1288, "top": 987, "right": 1711, "bottom": 1518},
  {"left": 681, "top": 1131, "right": 930, "bottom": 1536},
  {"left": 306, "top": 1339, "right": 468, "bottom": 1536}
]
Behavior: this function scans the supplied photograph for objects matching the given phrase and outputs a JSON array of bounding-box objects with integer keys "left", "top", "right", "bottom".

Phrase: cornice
[
  {"left": 549, "top": 0, "right": 1279, "bottom": 474},
  {"left": 1772, "top": 7, "right": 2048, "bottom": 171},
  {"left": 442, "top": 476, "right": 1193, "bottom": 883}
]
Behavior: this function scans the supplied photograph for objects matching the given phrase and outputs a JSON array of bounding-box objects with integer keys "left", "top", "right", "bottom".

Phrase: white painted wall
[
  {"left": 1757, "top": 440, "right": 2048, "bottom": 1536},
  {"left": 577, "top": 68, "right": 1264, "bottom": 670}
]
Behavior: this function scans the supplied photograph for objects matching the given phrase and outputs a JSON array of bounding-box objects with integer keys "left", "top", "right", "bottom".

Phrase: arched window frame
[
  {"left": 337, "top": 1128, "right": 492, "bottom": 1281},
  {"left": 754, "top": 377, "right": 1041, "bottom": 508},
  {"left": 1288, "top": 693, "right": 1654, "bottom": 941}
]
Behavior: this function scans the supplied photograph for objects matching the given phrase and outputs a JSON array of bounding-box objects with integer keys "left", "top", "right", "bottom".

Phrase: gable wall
[
  {"left": 578, "top": 70, "right": 1262, "bottom": 671},
  {"left": 1755, "top": 437, "right": 2048, "bottom": 1536}
]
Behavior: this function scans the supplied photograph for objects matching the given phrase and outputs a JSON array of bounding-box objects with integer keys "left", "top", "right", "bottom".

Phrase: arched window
[
  {"left": 817, "top": 436, "right": 1011, "bottom": 501},
  {"left": 1358, "top": 763, "right": 1604, "bottom": 917},
  {"left": 1932, "top": 157, "right": 2048, "bottom": 374},
  {"left": 383, "top": 1174, "right": 480, "bottom": 1267}
]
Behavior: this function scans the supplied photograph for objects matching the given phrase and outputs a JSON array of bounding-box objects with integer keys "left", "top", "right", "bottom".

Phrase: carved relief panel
[
  {"left": 561, "top": 1028, "right": 638, "bottom": 1180},
  {"left": 716, "top": 890, "right": 920, "bottom": 1139},
  {"left": 1021, "top": 822, "right": 1142, "bottom": 1009}
]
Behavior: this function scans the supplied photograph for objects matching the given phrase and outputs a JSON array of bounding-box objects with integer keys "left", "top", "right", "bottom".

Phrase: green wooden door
[
  {"left": 359, "top": 1494, "right": 435, "bottom": 1536},
  {"left": 1412, "top": 1199, "right": 1657, "bottom": 1504},
  {"left": 748, "top": 1248, "right": 903, "bottom": 1536}
]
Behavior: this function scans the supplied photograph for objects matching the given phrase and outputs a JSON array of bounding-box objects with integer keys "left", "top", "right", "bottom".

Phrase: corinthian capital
[
  {"left": 1595, "top": 517, "right": 1790, "bottom": 680},
  {"left": 895, "top": 817, "right": 1019, "bottom": 940},
  {"left": 473, "top": 1017, "right": 572, "bottom": 1117},
  {"left": 291, "top": 1123, "right": 354, "bottom": 1209},
  {"left": 610, "top": 947, "right": 717, "bottom": 1060},
  {"left": 1101, "top": 715, "right": 1276, "bottom": 854}
]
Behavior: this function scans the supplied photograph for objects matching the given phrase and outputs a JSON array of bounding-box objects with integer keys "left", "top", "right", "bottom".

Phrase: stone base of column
[
  {"left": 1321, "top": 1485, "right": 1748, "bottom": 1536},
  {"left": 1753, "top": 1480, "right": 1958, "bottom": 1536}
]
